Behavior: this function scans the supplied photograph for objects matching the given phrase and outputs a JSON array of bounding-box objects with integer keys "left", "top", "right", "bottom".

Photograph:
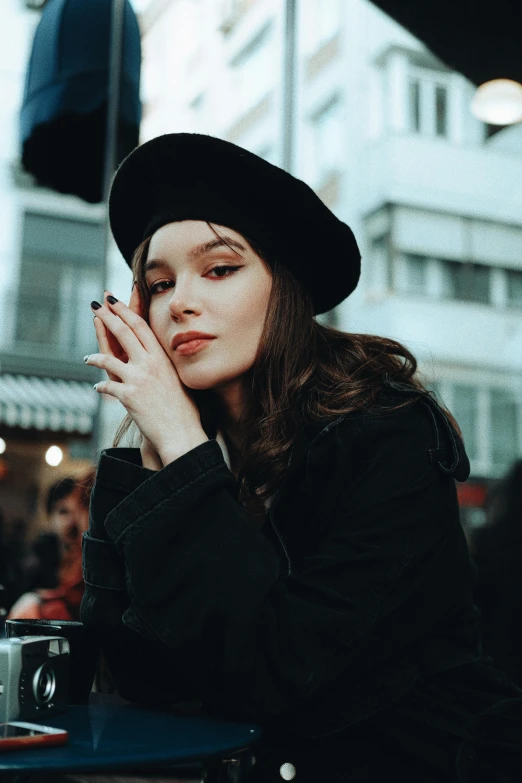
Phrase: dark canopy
[
  {"left": 370, "top": 0, "right": 522, "bottom": 87},
  {"left": 20, "top": 0, "right": 141, "bottom": 204}
]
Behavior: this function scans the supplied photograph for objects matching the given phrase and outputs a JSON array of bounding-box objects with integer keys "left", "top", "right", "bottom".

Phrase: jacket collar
[{"left": 215, "top": 417, "right": 344, "bottom": 511}]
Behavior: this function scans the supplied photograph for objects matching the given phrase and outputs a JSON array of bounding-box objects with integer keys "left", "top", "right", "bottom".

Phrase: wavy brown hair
[{"left": 113, "top": 223, "right": 459, "bottom": 505}]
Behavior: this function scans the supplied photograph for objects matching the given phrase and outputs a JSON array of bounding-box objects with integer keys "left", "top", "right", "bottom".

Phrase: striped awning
[{"left": 0, "top": 373, "right": 98, "bottom": 434}]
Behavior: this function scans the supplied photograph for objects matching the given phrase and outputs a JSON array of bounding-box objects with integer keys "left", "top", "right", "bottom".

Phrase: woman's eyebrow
[
  {"left": 144, "top": 237, "right": 246, "bottom": 274},
  {"left": 190, "top": 237, "right": 247, "bottom": 258}
]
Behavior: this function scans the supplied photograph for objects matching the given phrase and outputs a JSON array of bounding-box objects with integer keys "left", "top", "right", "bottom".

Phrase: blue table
[{"left": 0, "top": 694, "right": 262, "bottom": 782}]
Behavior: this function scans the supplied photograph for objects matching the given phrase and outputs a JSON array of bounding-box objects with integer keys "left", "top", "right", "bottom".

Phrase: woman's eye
[
  {"left": 208, "top": 265, "right": 242, "bottom": 278},
  {"left": 149, "top": 280, "right": 173, "bottom": 295}
]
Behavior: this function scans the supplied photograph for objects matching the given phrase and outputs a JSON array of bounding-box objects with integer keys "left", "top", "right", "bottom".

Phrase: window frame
[
  {"left": 13, "top": 210, "right": 104, "bottom": 357},
  {"left": 309, "top": 93, "right": 343, "bottom": 188},
  {"left": 437, "top": 380, "right": 522, "bottom": 478},
  {"left": 408, "top": 65, "right": 451, "bottom": 138},
  {"left": 440, "top": 259, "right": 492, "bottom": 305}
]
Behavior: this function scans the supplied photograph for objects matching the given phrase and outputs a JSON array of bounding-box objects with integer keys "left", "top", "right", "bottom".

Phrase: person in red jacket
[{"left": 8, "top": 470, "right": 94, "bottom": 621}]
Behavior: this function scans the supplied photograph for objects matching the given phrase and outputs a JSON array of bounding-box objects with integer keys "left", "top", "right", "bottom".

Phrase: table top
[{"left": 0, "top": 694, "right": 262, "bottom": 773}]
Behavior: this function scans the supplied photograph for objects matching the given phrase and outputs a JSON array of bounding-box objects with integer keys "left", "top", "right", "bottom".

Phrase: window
[
  {"left": 310, "top": 95, "right": 343, "bottom": 186},
  {"left": 190, "top": 93, "right": 205, "bottom": 111},
  {"left": 401, "top": 253, "right": 429, "bottom": 294},
  {"left": 445, "top": 382, "right": 521, "bottom": 477},
  {"left": 506, "top": 269, "right": 522, "bottom": 306},
  {"left": 409, "top": 79, "right": 421, "bottom": 133},
  {"left": 230, "top": 22, "right": 274, "bottom": 112},
  {"left": 452, "top": 384, "right": 479, "bottom": 461},
  {"left": 16, "top": 258, "right": 61, "bottom": 345},
  {"left": 15, "top": 212, "right": 104, "bottom": 356},
  {"left": 302, "top": 0, "right": 341, "bottom": 55},
  {"left": 441, "top": 260, "right": 490, "bottom": 304},
  {"left": 189, "top": 93, "right": 206, "bottom": 131},
  {"left": 490, "top": 389, "right": 519, "bottom": 472},
  {"left": 408, "top": 71, "right": 449, "bottom": 138},
  {"left": 220, "top": 0, "right": 260, "bottom": 33},
  {"left": 367, "top": 236, "right": 391, "bottom": 294},
  {"left": 435, "top": 85, "right": 448, "bottom": 137}
]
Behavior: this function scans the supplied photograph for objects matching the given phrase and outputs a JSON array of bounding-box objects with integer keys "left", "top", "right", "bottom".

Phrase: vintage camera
[{"left": 0, "top": 636, "right": 69, "bottom": 722}]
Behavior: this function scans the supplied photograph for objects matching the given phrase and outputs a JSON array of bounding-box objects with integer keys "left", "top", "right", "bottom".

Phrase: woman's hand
[
  {"left": 92, "top": 289, "right": 163, "bottom": 470},
  {"left": 86, "top": 287, "right": 208, "bottom": 465}
]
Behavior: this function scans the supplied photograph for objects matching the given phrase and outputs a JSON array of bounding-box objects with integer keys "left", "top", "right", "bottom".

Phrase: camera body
[{"left": 0, "top": 636, "right": 69, "bottom": 722}]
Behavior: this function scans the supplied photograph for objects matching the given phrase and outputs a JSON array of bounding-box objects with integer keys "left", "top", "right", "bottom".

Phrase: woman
[{"left": 81, "top": 133, "right": 522, "bottom": 782}]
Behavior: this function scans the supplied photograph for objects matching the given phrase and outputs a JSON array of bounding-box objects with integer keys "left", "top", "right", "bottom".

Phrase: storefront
[{"left": 0, "top": 372, "right": 98, "bottom": 546}]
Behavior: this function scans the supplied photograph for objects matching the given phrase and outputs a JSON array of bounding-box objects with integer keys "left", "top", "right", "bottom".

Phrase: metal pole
[
  {"left": 103, "top": 0, "right": 126, "bottom": 204},
  {"left": 282, "top": 0, "right": 297, "bottom": 174},
  {"left": 91, "top": 0, "right": 126, "bottom": 460}
]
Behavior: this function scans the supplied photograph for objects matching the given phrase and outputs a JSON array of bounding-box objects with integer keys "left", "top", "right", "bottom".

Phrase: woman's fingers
[
  {"left": 102, "top": 291, "right": 130, "bottom": 360},
  {"left": 90, "top": 286, "right": 148, "bottom": 380},
  {"left": 90, "top": 299, "right": 146, "bottom": 360},
  {"left": 96, "top": 292, "right": 160, "bottom": 356},
  {"left": 85, "top": 352, "right": 127, "bottom": 381},
  {"left": 93, "top": 317, "right": 123, "bottom": 382}
]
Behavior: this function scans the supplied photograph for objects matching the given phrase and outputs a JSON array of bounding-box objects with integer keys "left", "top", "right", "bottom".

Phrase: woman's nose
[{"left": 167, "top": 286, "right": 199, "bottom": 319}]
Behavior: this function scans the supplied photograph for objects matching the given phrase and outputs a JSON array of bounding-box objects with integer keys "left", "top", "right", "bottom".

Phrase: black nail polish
[
  {"left": 91, "top": 300, "right": 102, "bottom": 310},
  {"left": 107, "top": 295, "right": 118, "bottom": 304}
]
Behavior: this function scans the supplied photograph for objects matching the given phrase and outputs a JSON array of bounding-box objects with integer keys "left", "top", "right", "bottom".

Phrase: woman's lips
[{"left": 175, "top": 338, "right": 215, "bottom": 356}]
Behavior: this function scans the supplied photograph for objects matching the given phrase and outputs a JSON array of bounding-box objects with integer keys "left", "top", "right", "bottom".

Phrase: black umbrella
[{"left": 20, "top": 0, "right": 141, "bottom": 204}]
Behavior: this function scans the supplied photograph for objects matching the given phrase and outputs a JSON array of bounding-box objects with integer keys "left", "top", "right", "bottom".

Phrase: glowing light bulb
[
  {"left": 471, "top": 79, "right": 522, "bottom": 125},
  {"left": 0, "top": 438, "right": 5, "bottom": 455},
  {"left": 45, "top": 445, "right": 63, "bottom": 466}
]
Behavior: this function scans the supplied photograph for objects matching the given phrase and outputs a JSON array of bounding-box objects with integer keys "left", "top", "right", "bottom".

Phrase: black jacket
[{"left": 81, "top": 380, "right": 522, "bottom": 782}]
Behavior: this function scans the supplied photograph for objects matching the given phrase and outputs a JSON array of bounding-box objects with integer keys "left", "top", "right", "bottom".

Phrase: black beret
[{"left": 109, "top": 133, "right": 361, "bottom": 315}]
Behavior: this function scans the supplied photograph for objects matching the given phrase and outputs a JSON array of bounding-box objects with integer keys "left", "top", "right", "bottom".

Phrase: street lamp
[{"left": 471, "top": 79, "right": 522, "bottom": 126}]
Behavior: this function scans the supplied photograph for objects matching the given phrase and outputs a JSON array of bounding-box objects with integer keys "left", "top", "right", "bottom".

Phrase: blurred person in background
[
  {"left": 470, "top": 460, "right": 522, "bottom": 688},
  {"left": 7, "top": 469, "right": 95, "bottom": 621},
  {"left": 0, "top": 506, "right": 7, "bottom": 597},
  {"left": 1, "top": 515, "right": 32, "bottom": 613}
]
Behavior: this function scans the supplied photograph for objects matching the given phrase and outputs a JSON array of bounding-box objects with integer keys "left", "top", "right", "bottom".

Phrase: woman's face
[{"left": 144, "top": 220, "right": 272, "bottom": 392}]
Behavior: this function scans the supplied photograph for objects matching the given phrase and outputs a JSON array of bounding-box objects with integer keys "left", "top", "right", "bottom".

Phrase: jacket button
[{"left": 280, "top": 762, "right": 296, "bottom": 780}]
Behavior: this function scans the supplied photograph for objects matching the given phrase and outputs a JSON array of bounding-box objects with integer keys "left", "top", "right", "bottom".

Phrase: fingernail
[
  {"left": 107, "top": 295, "right": 118, "bottom": 304},
  {"left": 83, "top": 355, "right": 90, "bottom": 363},
  {"left": 91, "top": 300, "right": 102, "bottom": 310}
]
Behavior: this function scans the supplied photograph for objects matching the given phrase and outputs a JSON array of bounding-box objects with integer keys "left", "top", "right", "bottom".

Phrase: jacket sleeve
[
  {"left": 82, "top": 448, "right": 158, "bottom": 592},
  {"left": 81, "top": 408, "right": 471, "bottom": 722}
]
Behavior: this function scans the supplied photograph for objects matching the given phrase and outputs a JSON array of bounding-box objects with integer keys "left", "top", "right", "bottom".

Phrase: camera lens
[{"left": 33, "top": 663, "right": 56, "bottom": 705}]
